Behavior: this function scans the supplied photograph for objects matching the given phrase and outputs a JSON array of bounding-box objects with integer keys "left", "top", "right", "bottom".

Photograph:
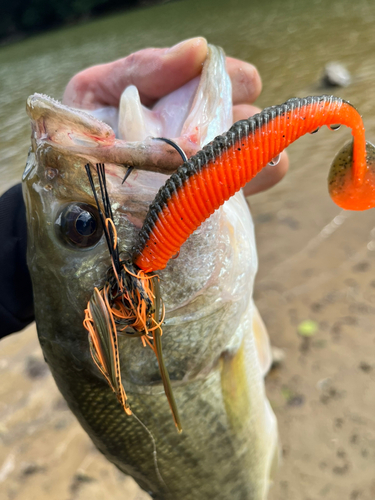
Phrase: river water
[
  {"left": 2, "top": 0, "right": 375, "bottom": 194},
  {"left": 1, "top": 0, "right": 375, "bottom": 499}
]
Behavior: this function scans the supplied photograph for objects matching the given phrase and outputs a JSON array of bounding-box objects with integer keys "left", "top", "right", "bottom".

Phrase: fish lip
[{"left": 25, "top": 45, "right": 232, "bottom": 176}]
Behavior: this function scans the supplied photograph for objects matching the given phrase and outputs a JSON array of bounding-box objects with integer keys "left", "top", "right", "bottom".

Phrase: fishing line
[{"left": 131, "top": 410, "right": 170, "bottom": 492}]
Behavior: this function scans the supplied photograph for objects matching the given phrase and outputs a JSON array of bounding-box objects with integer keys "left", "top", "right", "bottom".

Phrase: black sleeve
[{"left": 0, "top": 184, "right": 34, "bottom": 338}]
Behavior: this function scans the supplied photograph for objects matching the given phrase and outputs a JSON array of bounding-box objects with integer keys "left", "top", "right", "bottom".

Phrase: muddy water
[{"left": 1, "top": 0, "right": 375, "bottom": 498}]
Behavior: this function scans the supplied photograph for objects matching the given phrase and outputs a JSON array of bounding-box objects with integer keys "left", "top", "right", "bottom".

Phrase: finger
[
  {"left": 233, "top": 103, "right": 262, "bottom": 123},
  {"left": 243, "top": 151, "right": 289, "bottom": 196},
  {"left": 232, "top": 104, "right": 289, "bottom": 196},
  {"left": 226, "top": 57, "right": 262, "bottom": 106},
  {"left": 63, "top": 37, "right": 208, "bottom": 109}
]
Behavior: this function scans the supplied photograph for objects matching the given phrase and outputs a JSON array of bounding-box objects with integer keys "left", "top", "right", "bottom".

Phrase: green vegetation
[{"left": 0, "top": 0, "right": 161, "bottom": 43}]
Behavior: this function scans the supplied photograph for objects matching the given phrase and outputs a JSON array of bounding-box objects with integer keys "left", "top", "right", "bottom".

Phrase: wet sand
[{"left": 254, "top": 191, "right": 375, "bottom": 500}]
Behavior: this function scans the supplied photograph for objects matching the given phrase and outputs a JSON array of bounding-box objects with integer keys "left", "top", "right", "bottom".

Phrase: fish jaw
[
  {"left": 23, "top": 44, "right": 277, "bottom": 499},
  {"left": 25, "top": 45, "right": 232, "bottom": 174}
]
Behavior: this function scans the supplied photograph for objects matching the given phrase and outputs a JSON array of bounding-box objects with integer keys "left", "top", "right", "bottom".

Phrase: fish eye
[{"left": 56, "top": 203, "right": 103, "bottom": 248}]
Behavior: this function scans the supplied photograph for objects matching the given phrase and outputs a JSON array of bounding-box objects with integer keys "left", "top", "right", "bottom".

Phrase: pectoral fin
[{"left": 252, "top": 302, "right": 272, "bottom": 376}]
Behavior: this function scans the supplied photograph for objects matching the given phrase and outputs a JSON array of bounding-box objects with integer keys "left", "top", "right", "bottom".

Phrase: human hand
[{"left": 63, "top": 37, "right": 288, "bottom": 196}]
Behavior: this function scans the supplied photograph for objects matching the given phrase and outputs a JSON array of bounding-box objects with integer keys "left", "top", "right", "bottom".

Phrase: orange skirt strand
[{"left": 134, "top": 95, "right": 373, "bottom": 273}]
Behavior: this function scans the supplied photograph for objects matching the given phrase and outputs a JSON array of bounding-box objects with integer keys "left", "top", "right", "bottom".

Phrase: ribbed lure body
[{"left": 134, "top": 95, "right": 368, "bottom": 272}]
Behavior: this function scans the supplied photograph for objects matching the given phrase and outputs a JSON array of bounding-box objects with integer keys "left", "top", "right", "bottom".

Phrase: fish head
[
  {"left": 23, "top": 44, "right": 257, "bottom": 386},
  {"left": 22, "top": 110, "right": 112, "bottom": 361}
]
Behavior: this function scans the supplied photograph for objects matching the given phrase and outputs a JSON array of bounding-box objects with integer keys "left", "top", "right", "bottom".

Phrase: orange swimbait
[{"left": 134, "top": 95, "right": 375, "bottom": 273}]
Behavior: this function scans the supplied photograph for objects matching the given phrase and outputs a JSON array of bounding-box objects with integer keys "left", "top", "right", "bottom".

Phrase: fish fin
[
  {"left": 221, "top": 333, "right": 279, "bottom": 496},
  {"left": 252, "top": 302, "right": 272, "bottom": 376}
]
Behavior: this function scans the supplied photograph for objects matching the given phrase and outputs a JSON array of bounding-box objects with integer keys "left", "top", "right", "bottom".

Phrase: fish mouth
[{"left": 26, "top": 45, "right": 232, "bottom": 176}]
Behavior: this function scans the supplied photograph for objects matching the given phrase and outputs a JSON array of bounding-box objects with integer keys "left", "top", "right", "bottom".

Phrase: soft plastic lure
[
  {"left": 134, "top": 95, "right": 375, "bottom": 273},
  {"left": 85, "top": 95, "right": 375, "bottom": 431}
]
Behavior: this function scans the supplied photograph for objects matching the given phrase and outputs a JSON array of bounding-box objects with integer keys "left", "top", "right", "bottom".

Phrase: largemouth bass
[
  {"left": 22, "top": 43, "right": 375, "bottom": 499},
  {"left": 23, "top": 45, "right": 278, "bottom": 499}
]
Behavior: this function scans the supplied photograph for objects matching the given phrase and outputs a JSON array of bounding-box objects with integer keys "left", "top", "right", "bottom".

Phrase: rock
[
  {"left": 322, "top": 62, "right": 351, "bottom": 87},
  {"left": 20, "top": 462, "right": 45, "bottom": 476}
]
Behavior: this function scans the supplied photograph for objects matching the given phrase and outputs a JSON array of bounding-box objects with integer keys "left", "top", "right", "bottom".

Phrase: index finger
[{"left": 63, "top": 37, "right": 208, "bottom": 109}]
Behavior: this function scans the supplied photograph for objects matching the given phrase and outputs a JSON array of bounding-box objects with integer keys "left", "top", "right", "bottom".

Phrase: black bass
[{"left": 23, "top": 45, "right": 278, "bottom": 499}]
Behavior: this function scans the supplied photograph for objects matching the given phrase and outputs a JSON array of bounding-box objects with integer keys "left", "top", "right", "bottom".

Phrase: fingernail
[{"left": 166, "top": 37, "right": 207, "bottom": 54}]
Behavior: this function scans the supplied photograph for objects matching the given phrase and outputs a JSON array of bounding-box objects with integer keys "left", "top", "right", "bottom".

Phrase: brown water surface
[{"left": 1, "top": 0, "right": 375, "bottom": 498}]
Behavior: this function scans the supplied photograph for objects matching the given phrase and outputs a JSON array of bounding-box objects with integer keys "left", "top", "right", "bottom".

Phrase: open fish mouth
[
  {"left": 23, "top": 42, "right": 255, "bottom": 389},
  {"left": 26, "top": 44, "right": 232, "bottom": 177}
]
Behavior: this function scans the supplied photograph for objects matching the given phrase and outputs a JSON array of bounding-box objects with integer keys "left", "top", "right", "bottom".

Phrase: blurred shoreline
[{"left": 0, "top": 0, "right": 174, "bottom": 48}]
